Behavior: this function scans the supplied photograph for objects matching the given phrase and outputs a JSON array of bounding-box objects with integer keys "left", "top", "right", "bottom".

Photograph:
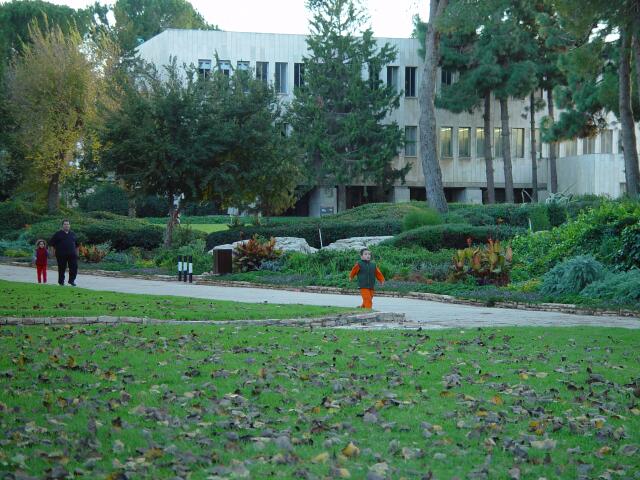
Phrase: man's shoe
[
  {"left": 58, "top": 282, "right": 64, "bottom": 286},
  {"left": 68, "top": 282, "right": 76, "bottom": 287}
]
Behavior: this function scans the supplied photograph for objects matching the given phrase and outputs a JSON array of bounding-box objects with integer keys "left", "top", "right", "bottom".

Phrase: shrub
[
  {"left": 539, "top": 255, "right": 607, "bottom": 296},
  {"left": 580, "top": 269, "right": 640, "bottom": 304},
  {"left": 154, "top": 239, "right": 212, "bottom": 275},
  {"left": 546, "top": 202, "right": 567, "bottom": 227},
  {"left": 386, "top": 224, "right": 525, "bottom": 251},
  {"left": 24, "top": 216, "right": 164, "bottom": 251},
  {"left": 614, "top": 223, "right": 640, "bottom": 269},
  {"left": 206, "top": 219, "right": 403, "bottom": 250},
  {"left": 233, "top": 236, "right": 281, "bottom": 272},
  {"left": 402, "top": 208, "right": 442, "bottom": 231},
  {"left": 453, "top": 204, "right": 546, "bottom": 227},
  {"left": 0, "top": 200, "right": 44, "bottom": 238},
  {"left": 528, "top": 206, "right": 552, "bottom": 231},
  {"left": 78, "top": 242, "right": 112, "bottom": 263},
  {"left": 450, "top": 239, "right": 513, "bottom": 286},
  {"left": 136, "top": 195, "right": 169, "bottom": 217},
  {"left": 0, "top": 239, "right": 32, "bottom": 257},
  {"left": 78, "top": 184, "right": 129, "bottom": 215}
]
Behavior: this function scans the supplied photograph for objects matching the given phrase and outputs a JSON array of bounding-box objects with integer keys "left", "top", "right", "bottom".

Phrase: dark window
[
  {"left": 441, "top": 69, "right": 453, "bottom": 86},
  {"left": 405, "top": 66, "right": 416, "bottom": 97},
  {"left": 405, "top": 126, "right": 417, "bottom": 156},
  {"left": 294, "top": 63, "right": 305, "bottom": 88},
  {"left": 275, "top": 62, "right": 287, "bottom": 93},
  {"left": 386, "top": 66, "right": 399, "bottom": 92},
  {"left": 256, "top": 61, "right": 268, "bottom": 83},
  {"left": 198, "top": 59, "right": 212, "bottom": 79}
]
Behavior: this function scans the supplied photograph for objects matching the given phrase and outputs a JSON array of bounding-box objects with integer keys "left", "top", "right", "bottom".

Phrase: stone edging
[
  {"left": 0, "top": 311, "right": 406, "bottom": 327},
  {"left": 3, "top": 261, "right": 639, "bottom": 319}
]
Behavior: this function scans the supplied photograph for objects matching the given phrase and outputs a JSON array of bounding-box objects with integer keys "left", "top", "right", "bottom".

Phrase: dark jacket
[
  {"left": 349, "top": 260, "right": 385, "bottom": 289},
  {"left": 49, "top": 230, "right": 79, "bottom": 257}
]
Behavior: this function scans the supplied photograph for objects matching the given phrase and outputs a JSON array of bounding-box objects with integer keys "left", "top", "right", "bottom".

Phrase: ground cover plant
[
  {"left": 0, "top": 325, "right": 638, "bottom": 479},
  {"left": 0, "top": 280, "right": 354, "bottom": 320}
]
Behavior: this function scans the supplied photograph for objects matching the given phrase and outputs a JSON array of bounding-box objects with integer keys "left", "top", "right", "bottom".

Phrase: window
[
  {"left": 294, "top": 63, "right": 305, "bottom": 88},
  {"left": 564, "top": 138, "right": 577, "bottom": 156},
  {"left": 256, "top": 61, "right": 268, "bottom": 84},
  {"left": 582, "top": 136, "right": 596, "bottom": 154},
  {"left": 458, "top": 127, "right": 471, "bottom": 158},
  {"left": 513, "top": 128, "right": 524, "bottom": 158},
  {"left": 601, "top": 129, "right": 613, "bottom": 153},
  {"left": 237, "top": 60, "right": 250, "bottom": 71},
  {"left": 405, "top": 126, "right": 417, "bottom": 157},
  {"left": 198, "top": 59, "right": 212, "bottom": 79},
  {"left": 275, "top": 62, "right": 287, "bottom": 93},
  {"left": 217, "top": 59, "right": 231, "bottom": 76},
  {"left": 441, "top": 69, "right": 453, "bottom": 86},
  {"left": 440, "top": 127, "right": 453, "bottom": 158},
  {"left": 476, "top": 128, "right": 485, "bottom": 158},
  {"left": 386, "top": 66, "right": 399, "bottom": 92},
  {"left": 405, "top": 66, "right": 417, "bottom": 97},
  {"left": 280, "top": 122, "right": 290, "bottom": 137},
  {"left": 494, "top": 128, "right": 502, "bottom": 158}
]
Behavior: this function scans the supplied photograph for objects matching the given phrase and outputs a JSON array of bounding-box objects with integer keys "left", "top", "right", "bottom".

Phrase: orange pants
[{"left": 359, "top": 288, "right": 374, "bottom": 309}]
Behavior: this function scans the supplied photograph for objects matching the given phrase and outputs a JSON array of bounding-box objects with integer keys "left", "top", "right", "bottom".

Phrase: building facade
[{"left": 137, "top": 29, "right": 632, "bottom": 215}]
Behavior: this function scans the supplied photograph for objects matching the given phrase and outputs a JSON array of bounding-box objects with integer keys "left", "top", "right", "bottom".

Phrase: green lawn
[
  {"left": 0, "top": 280, "right": 354, "bottom": 320},
  {"left": 0, "top": 325, "right": 638, "bottom": 478},
  {"left": 188, "top": 223, "right": 228, "bottom": 234}
]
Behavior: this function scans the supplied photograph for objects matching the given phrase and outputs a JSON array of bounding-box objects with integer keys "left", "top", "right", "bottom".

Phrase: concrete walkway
[{"left": 1, "top": 265, "right": 638, "bottom": 329}]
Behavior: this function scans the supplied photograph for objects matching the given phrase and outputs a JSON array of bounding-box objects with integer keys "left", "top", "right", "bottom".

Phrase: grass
[
  {"left": 0, "top": 280, "right": 355, "bottom": 320},
  {"left": 0, "top": 325, "right": 638, "bottom": 479},
  {"left": 187, "top": 224, "right": 228, "bottom": 234}
]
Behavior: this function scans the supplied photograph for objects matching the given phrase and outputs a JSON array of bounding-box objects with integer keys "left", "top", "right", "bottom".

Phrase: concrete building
[{"left": 137, "top": 29, "right": 634, "bottom": 215}]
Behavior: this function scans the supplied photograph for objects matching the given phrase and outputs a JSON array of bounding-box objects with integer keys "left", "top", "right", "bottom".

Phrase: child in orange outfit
[{"left": 349, "top": 248, "right": 385, "bottom": 309}]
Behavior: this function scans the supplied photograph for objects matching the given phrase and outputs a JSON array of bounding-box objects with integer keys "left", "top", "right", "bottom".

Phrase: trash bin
[{"left": 213, "top": 248, "right": 233, "bottom": 275}]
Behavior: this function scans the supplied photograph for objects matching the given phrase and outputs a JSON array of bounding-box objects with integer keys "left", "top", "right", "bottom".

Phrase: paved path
[{"left": 1, "top": 265, "right": 638, "bottom": 329}]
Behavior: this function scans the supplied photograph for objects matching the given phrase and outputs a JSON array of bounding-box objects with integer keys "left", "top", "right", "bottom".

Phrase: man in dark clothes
[{"left": 49, "top": 219, "right": 79, "bottom": 286}]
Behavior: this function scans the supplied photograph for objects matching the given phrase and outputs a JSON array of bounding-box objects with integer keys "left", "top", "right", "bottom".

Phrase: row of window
[
  {"left": 403, "top": 126, "right": 616, "bottom": 158},
  {"left": 197, "top": 59, "right": 430, "bottom": 97}
]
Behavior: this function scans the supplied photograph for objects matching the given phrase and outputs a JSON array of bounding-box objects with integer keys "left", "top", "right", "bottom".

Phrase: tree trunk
[
  {"left": 483, "top": 93, "right": 495, "bottom": 204},
  {"left": 164, "top": 194, "right": 179, "bottom": 248},
  {"left": 530, "top": 92, "right": 538, "bottom": 202},
  {"left": 634, "top": 32, "right": 640, "bottom": 105},
  {"left": 337, "top": 184, "right": 347, "bottom": 212},
  {"left": 547, "top": 89, "right": 558, "bottom": 194},
  {"left": 499, "top": 97, "right": 514, "bottom": 203},
  {"left": 47, "top": 172, "right": 60, "bottom": 214},
  {"left": 619, "top": 28, "right": 640, "bottom": 198},
  {"left": 419, "top": 0, "right": 449, "bottom": 213}
]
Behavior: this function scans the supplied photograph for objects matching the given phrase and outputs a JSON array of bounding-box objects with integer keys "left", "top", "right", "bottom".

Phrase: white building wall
[{"left": 137, "top": 29, "right": 633, "bottom": 201}]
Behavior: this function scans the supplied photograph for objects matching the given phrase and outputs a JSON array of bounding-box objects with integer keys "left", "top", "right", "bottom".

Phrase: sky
[{"left": 0, "top": 0, "right": 430, "bottom": 38}]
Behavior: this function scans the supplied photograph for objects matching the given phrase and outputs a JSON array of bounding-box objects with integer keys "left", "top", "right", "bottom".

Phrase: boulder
[
  {"left": 323, "top": 236, "right": 394, "bottom": 251},
  {"left": 208, "top": 237, "right": 317, "bottom": 255}
]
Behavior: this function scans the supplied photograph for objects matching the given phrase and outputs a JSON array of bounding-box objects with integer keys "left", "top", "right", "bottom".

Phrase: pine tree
[{"left": 288, "top": 0, "right": 405, "bottom": 212}]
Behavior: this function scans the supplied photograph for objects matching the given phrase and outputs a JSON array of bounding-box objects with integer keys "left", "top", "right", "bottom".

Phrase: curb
[
  {"left": 0, "top": 311, "right": 406, "bottom": 328},
  {"left": 2, "top": 261, "right": 638, "bottom": 319}
]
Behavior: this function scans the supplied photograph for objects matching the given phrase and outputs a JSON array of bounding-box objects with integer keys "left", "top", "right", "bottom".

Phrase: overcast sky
[{"left": 0, "top": 0, "right": 430, "bottom": 38}]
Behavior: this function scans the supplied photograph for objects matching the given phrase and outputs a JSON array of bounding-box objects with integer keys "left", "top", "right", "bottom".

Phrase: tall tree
[
  {"left": 113, "top": 0, "right": 216, "bottom": 55},
  {"left": 6, "top": 22, "right": 100, "bottom": 213},
  {"left": 419, "top": 0, "right": 449, "bottom": 212},
  {"left": 100, "top": 61, "right": 301, "bottom": 245},
  {"left": 288, "top": 0, "right": 405, "bottom": 212}
]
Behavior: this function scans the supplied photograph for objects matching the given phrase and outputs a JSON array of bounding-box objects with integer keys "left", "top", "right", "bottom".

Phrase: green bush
[
  {"left": 453, "top": 204, "right": 545, "bottom": 227},
  {"left": 23, "top": 215, "right": 164, "bottom": 251},
  {"left": 0, "top": 200, "right": 44, "bottom": 238},
  {"left": 206, "top": 219, "right": 403, "bottom": 250},
  {"left": 136, "top": 195, "right": 169, "bottom": 217},
  {"left": 402, "top": 208, "right": 443, "bottom": 231},
  {"left": 539, "top": 255, "right": 607, "bottom": 296},
  {"left": 528, "top": 205, "right": 552, "bottom": 231},
  {"left": 0, "top": 239, "right": 33, "bottom": 257},
  {"left": 386, "top": 224, "right": 525, "bottom": 251},
  {"left": 580, "top": 269, "right": 640, "bottom": 304},
  {"left": 546, "top": 202, "right": 567, "bottom": 227},
  {"left": 614, "top": 223, "right": 640, "bottom": 269},
  {"left": 154, "top": 239, "right": 212, "bottom": 275},
  {"left": 78, "top": 184, "right": 129, "bottom": 215},
  {"left": 512, "top": 200, "right": 640, "bottom": 277}
]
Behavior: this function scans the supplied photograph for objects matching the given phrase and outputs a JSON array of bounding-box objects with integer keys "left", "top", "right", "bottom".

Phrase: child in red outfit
[
  {"left": 349, "top": 248, "right": 385, "bottom": 309},
  {"left": 33, "top": 239, "right": 49, "bottom": 283}
]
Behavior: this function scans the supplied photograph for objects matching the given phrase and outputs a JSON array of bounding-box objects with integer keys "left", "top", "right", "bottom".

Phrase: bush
[
  {"left": 0, "top": 239, "right": 33, "bottom": 257},
  {"left": 154, "top": 239, "right": 212, "bottom": 275},
  {"left": 233, "top": 236, "right": 281, "bottom": 272},
  {"left": 615, "top": 223, "right": 640, "bottom": 269},
  {"left": 23, "top": 216, "right": 164, "bottom": 251},
  {"left": 528, "top": 205, "right": 552, "bottom": 231},
  {"left": 402, "top": 208, "right": 442, "bottom": 231},
  {"left": 78, "top": 242, "right": 112, "bottom": 263},
  {"left": 136, "top": 195, "right": 169, "bottom": 217},
  {"left": 512, "top": 200, "right": 640, "bottom": 277},
  {"left": 206, "top": 219, "right": 403, "bottom": 250},
  {"left": 546, "top": 202, "right": 567, "bottom": 227},
  {"left": 386, "top": 224, "right": 525, "bottom": 251},
  {"left": 580, "top": 269, "right": 640, "bottom": 304},
  {"left": 0, "top": 200, "right": 44, "bottom": 238},
  {"left": 539, "top": 255, "right": 607, "bottom": 296},
  {"left": 450, "top": 239, "right": 513, "bottom": 286},
  {"left": 78, "top": 184, "right": 129, "bottom": 216},
  {"left": 453, "top": 204, "right": 547, "bottom": 227}
]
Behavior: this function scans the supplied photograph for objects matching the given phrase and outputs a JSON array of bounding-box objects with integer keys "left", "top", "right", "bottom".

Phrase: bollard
[
  {"left": 183, "top": 255, "right": 187, "bottom": 282},
  {"left": 178, "top": 255, "right": 183, "bottom": 281},
  {"left": 188, "top": 255, "right": 193, "bottom": 283}
]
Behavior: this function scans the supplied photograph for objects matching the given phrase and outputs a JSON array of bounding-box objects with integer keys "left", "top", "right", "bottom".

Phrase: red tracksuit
[{"left": 35, "top": 247, "right": 48, "bottom": 283}]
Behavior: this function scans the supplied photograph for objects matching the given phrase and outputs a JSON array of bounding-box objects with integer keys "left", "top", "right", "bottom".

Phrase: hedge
[
  {"left": 206, "top": 219, "right": 403, "bottom": 250},
  {"left": 0, "top": 200, "right": 44, "bottom": 238},
  {"left": 23, "top": 213, "right": 164, "bottom": 251},
  {"left": 385, "top": 223, "right": 526, "bottom": 250}
]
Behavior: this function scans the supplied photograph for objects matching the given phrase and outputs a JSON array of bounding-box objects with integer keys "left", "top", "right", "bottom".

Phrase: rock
[
  {"left": 323, "top": 236, "right": 393, "bottom": 251},
  {"left": 209, "top": 237, "right": 317, "bottom": 255}
]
